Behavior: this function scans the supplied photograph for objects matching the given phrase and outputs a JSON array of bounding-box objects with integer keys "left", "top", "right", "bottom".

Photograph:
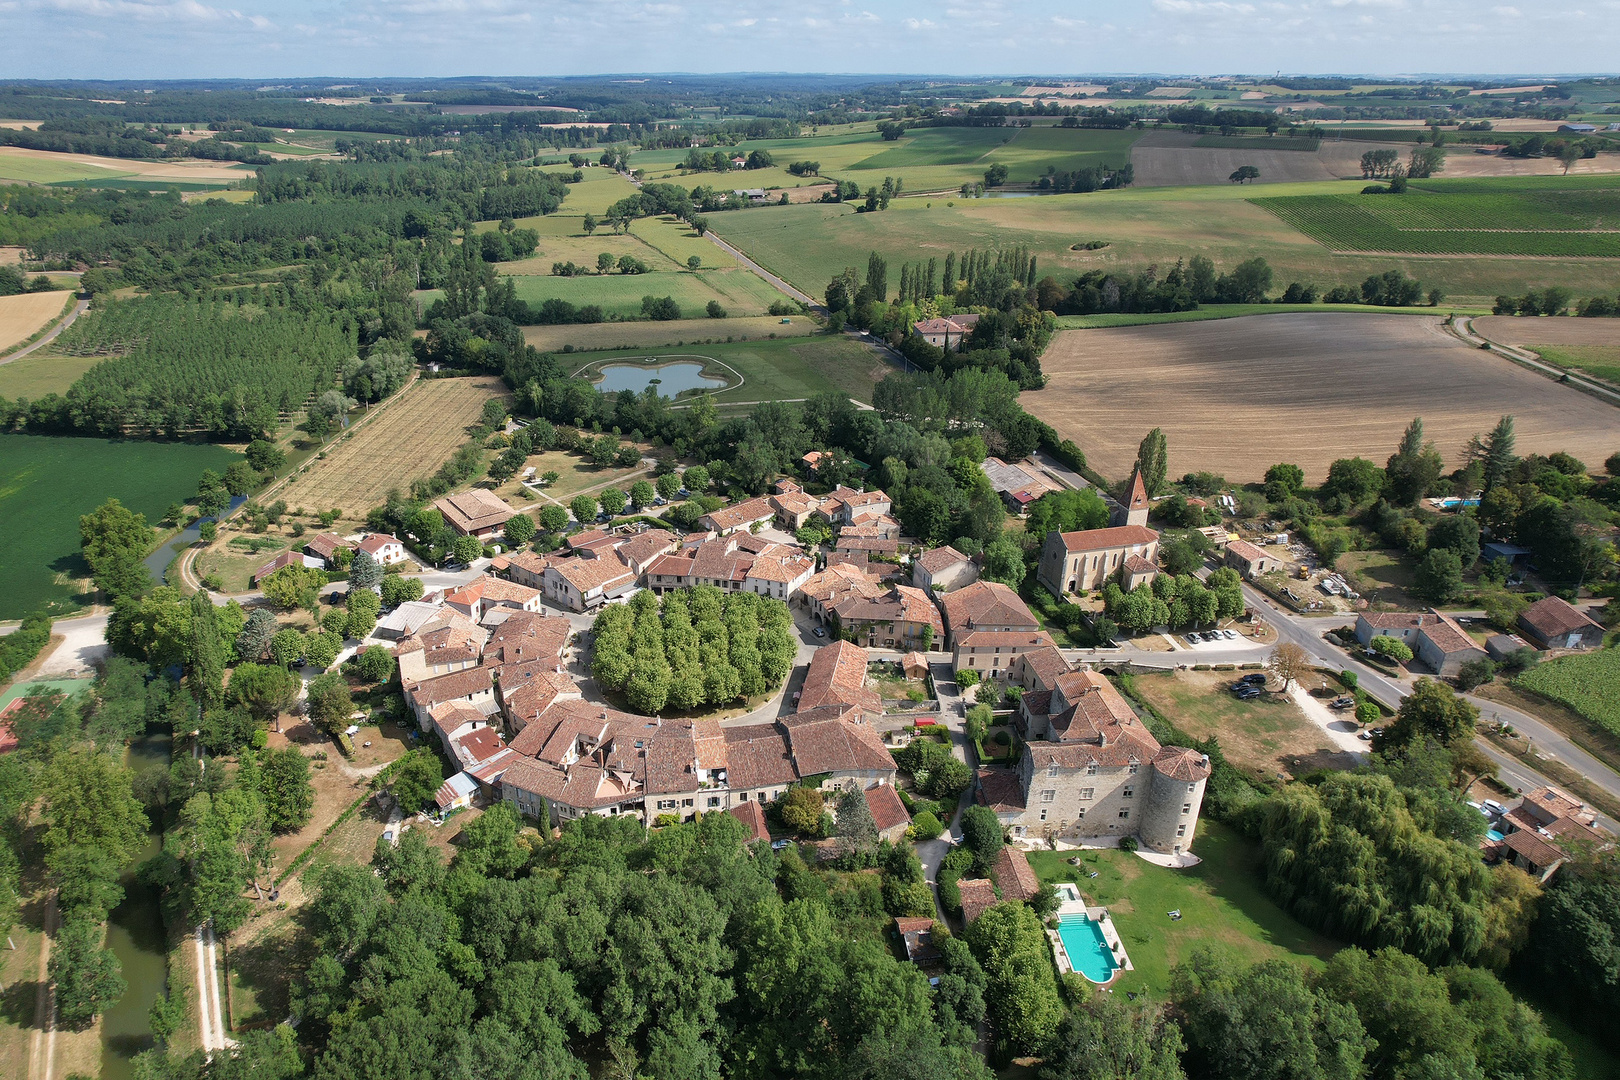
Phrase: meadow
[
  {"left": 505, "top": 267, "right": 786, "bottom": 319},
  {"left": 710, "top": 178, "right": 1620, "bottom": 305},
  {"left": 1253, "top": 181, "right": 1620, "bottom": 256},
  {"left": 0, "top": 434, "right": 237, "bottom": 617},
  {"left": 1027, "top": 312, "right": 1620, "bottom": 482},
  {"left": 558, "top": 333, "right": 891, "bottom": 405},
  {"left": 520, "top": 314, "right": 816, "bottom": 353},
  {"left": 282, "top": 376, "right": 506, "bottom": 523}
]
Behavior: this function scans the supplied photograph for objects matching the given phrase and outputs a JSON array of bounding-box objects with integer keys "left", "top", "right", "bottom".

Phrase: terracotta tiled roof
[
  {"left": 916, "top": 546, "right": 969, "bottom": 574},
  {"left": 958, "top": 878, "right": 999, "bottom": 923},
  {"left": 446, "top": 574, "right": 541, "bottom": 610},
  {"left": 304, "top": 532, "right": 350, "bottom": 560},
  {"left": 1225, "top": 539, "right": 1269, "bottom": 563},
  {"left": 453, "top": 727, "right": 506, "bottom": 767},
  {"left": 1053, "top": 525, "right": 1159, "bottom": 552},
  {"left": 1018, "top": 645, "right": 1071, "bottom": 687},
  {"left": 434, "top": 488, "right": 517, "bottom": 533},
  {"left": 782, "top": 707, "right": 896, "bottom": 777},
  {"left": 413, "top": 665, "right": 493, "bottom": 706},
  {"left": 1123, "top": 554, "right": 1158, "bottom": 574},
  {"left": 799, "top": 641, "right": 882, "bottom": 714},
  {"left": 357, "top": 533, "right": 402, "bottom": 555},
  {"left": 703, "top": 496, "right": 775, "bottom": 532},
  {"left": 547, "top": 552, "right": 635, "bottom": 593},
  {"left": 1519, "top": 596, "right": 1603, "bottom": 639},
  {"left": 254, "top": 550, "right": 304, "bottom": 582},
  {"left": 939, "top": 581, "right": 1037, "bottom": 634},
  {"left": 617, "top": 530, "right": 677, "bottom": 568},
  {"left": 865, "top": 783, "right": 910, "bottom": 835},
  {"left": 835, "top": 535, "right": 899, "bottom": 554},
  {"left": 1153, "top": 746, "right": 1212, "bottom": 781},
  {"left": 482, "top": 611, "right": 571, "bottom": 666},
  {"left": 1502, "top": 827, "right": 1566, "bottom": 868},
  {"left": 729, "top": 800, "right": 771, "bottom": 843},
  {"left": 748, "top": 552, "right": 814, "bottom": 584},
  {"left": 976, "top": 768, "right": 1027, "bottom": 812},
  {"left": 1421, "top": 610, "right": 1483, "bottom": 657},
  {"left": 722, "top": 723, "right": 801, "bottom": 789},
  {"left": 992, "top": 845, "right": 1040, "bottom": 902},
  {"left": 957, "top": 630, "right": 1055, "bottom": 649}
]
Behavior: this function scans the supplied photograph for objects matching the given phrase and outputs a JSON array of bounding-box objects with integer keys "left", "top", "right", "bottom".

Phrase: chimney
[{"left": 1200, "top": 754, "right": 1210, "bottom": 768}]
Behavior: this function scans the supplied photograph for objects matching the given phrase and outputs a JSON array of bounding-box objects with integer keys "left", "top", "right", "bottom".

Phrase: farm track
[{"left": 0, "top": 295, "right": 85, "bottom": 364}]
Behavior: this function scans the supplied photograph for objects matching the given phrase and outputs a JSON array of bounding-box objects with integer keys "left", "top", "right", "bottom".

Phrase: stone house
[
  {"left": 912, "top": 546, "right": 977, "bottom": 594},
  {"left": 1517, "top": 597, "right": 1605, "bottom": 651}
]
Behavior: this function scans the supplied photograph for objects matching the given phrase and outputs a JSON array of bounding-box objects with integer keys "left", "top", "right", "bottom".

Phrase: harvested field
[
  {"left": 281, "top": 376, "right": 503, "bottom": 520},
  {"left": 1130, "top": 130, "right": 1413, "bottom": 187},
  {"left": 1026, "top": 312, "right": 1620, "bottom": 483},
  {"left": 0, "top": 145, "right": 253, "bottom": 186},
  {"left": 521, "top": 314, "right": 816, "bottom": 352},
  {"left": 0, "top": 290, "right": 72, "bottom": 353},
  {"left": 1474, "top": 315, "right": 1620, "bottom": 348}
]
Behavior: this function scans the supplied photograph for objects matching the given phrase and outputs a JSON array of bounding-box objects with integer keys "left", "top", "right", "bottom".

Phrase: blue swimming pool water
[
  {"left": 1057, "top": 913, "right": 1118, "bottom": 983},
  {"left": 1487, "top": 829, "right": 1505, "bottom": 842}
]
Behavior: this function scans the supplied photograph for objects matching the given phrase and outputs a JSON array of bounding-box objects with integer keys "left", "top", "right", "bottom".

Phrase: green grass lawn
[
  {"left": 709, "top": 178, "right": 1620, "bottom": 305},
  {"left": 1026, "top": 819, "right": 1341, "bottom": 1000},
  {"left": 556, "top": 334, "right": 891, "bottom": 405},
  {"left": 0, "top": 349, "right": 104, "bottom": 400},
  {"left": 0, "top": 434, "right": 238, "bottom": 617},
  {"left": 1338, "top": 548, "right": 1424, "bottom": 608}
]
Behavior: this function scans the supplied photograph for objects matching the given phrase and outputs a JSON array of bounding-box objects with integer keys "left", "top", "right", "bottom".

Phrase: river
[
  {"left": 100, "top": 730, "right": 172, "bottom": 1080},
  {"left": 143, "top": 496, "right": 247, "bottom": 586}
]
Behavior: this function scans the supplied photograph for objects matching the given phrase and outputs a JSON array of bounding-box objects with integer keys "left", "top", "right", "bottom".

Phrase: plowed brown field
[{"left": 1026, "top": 312, "right": 1619, "bottom": 483}]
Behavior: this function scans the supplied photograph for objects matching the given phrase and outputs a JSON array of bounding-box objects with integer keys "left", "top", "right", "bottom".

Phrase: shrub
[
  {"left": 780, "top": 786, "right": 825, "bottom": 835},
  {"left": 909, "top": 810, "right": 944, "bottom": 841}
]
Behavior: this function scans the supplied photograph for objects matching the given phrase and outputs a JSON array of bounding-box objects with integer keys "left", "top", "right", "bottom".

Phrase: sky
[{"left": 1, "top": 0, "right": 1617, "bottom": 81}]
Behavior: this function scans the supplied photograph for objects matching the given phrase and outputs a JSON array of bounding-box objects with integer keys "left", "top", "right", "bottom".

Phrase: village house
[
  {"left": 938, "top": 580, "right": 1039, "bottom": 648},
  {"left": 729, "top": 800, "right": 771, "bottom": 844},
  {"left": 894, "top": 917, "right": 942, "bottom": 963},
  {"left": 1517, "top": 596, "right": 1605, "bottom": 651},
  {"left": 865, "top": 783, "right": 912, "bottom": 842},
  {"left": 434, "top": 488, "right": 518, "bottom": 538},
  {"left": 303, "top": 532, "right": 354, "bottom": 568},
  {"left": 953, "top": 630, "right": 1059, "bottom": 681},
  {"left": 498, "top": 549, "right": 556, "bottom": 590},
  {"left": 771, "top": 486, "right": 823, "bottom": 530},
  {"left": 1037, "top": 525, "right": 1160, "bottom": 597},
  {"left": 1487, "top": 785, "right": 1614, "bottom": 882},
  {"left": 913, "top": 545, "right": 978, "bottom": 594},
  {"left": 1353, "top": 610, "right": 1489, "bottom": 677},
  {"left": 982, "top": 666, "right": 1210, "bottom": 855},
  {"left": 541, "top": 548, "right": 637, "bottom": 612},
  {"left": 357, "top": 533, "right": 408, "bottom": 565},
  {"left": 819, "top": 486, "right": 893, "bottom": 527},
  {"left": 912, "top": 313, "right": 980, "bottom": 351},
  {"left": 643, "top": 535, "right": 814, "bottom": 601},
  {"left": 443, "top": 574, "right": 544, "bottom": 623},
  {"left": 700, "top": 496, "right": 777, "bottom": 536},
  {"left": 797, "top": 639, "right": 883, "bottom": 717},
  {"left": 404, "top": 664, "right": 497, "bottom": 726},
  {"left": 1223, "top": 539, "right": 1278, "bottom": 580},
  {"left": 830, "top": 584, "right": 943, "bottom": 650},
  {"left": 799, "top": 562, "right": 887, "bottom": 624},
  {"left": 251, "top": 549, "right": 320, "bottom": 586}
]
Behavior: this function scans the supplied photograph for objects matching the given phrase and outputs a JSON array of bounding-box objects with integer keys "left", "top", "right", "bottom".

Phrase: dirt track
[
  {"left": 1474, "top": 316, "right": 1620, "bottom": 348},
  {"left": 0, "top": 291, "right": 72, "bottom": 354},
  {"left": 1025, "top": 312, "right": 1620, "bottom": 483}
]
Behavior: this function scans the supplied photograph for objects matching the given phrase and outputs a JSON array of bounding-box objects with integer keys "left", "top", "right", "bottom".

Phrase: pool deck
[{"left": 1049, "top": 883, "right": 1133, "bottom": 983}]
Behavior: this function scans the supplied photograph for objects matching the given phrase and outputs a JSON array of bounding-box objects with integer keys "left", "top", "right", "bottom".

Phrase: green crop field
[
  {"left": 0, "top": 434, "right": 237, "bottom": 617},
  {"left": 1195, "top": 135, "right": 1321, "bottom": 151},
  {"left": 495, "top": 267, "right": 786, "bottom": 319},
  {"left": 1253, "top": 181, "right": 1620, "bottom": 256},
  {"left": 1517, "top": 648, "right": 1620, "bottom": 739},
  {"left": 559, "top": 333, "right": 891, "bottom": 405},
  {"left": 709, "top": 178, "right": 1620, "bottom": 305}
]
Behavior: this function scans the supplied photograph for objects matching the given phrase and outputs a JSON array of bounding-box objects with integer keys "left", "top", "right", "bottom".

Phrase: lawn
[
  {"left": 1026, "top": 819, "right": 1342, "bottom": 999},
  {"left": 1337, "top": 548, "right": 1424, "bottom": 608},
  {"left": 555, "top": 334, "right": 892, "bottom": 405},
  {"left": 497, "top": 267, "right": 787, "bottom": 320},
  {"left": 1516, "top": 647, "right": 1620, "bottom": 739},
  {"left": 0, "top": 434, "right": 238, "bottom": 618},
  {"left": 1128, "top": 669, "right": 1357, "bottom": 782},
  {"left": 0, "top": 349, "right": 104, "bottom": 401},
  {"left": 710, "top": 178, "right": 1620, "bottom": 306},
  {"left": 490, "top": 448, "right": 646, "bottom": 504}
]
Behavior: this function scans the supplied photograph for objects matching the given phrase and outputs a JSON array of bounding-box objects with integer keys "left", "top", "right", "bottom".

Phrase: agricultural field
[
  {"left": 0, "top": 434, "right": 237, "bottom": 617},
  {"left": 1517, "top": 648, "right": 1620, "bottom": 740},
  {"left": 1193, "top": 135, "right": 1322, "bottom": 151},
  {"left": 0, "top": 289, "right": 72, "bottom": 353},
  {"left": 1026, "top": 312, "right": 1620, "bottom": 482},
  {"left": 710, "top": 179, "right": 1620, "bottom": 307},
  {"left": 1474, "top": 315, "right": 1620, "bottom": 386},
  {"left": 1129, "top": 130, "right": 1412, "bottom": 187},
  {"left": 0, "top": 347, "right": 109, "bottom": 403},
  {"left": 0, "top": 145, "right": 253, "bottom": 187},
  {"left": 1253, "top": 178, "right": 1620, "bottom": 256},
  {"left": 556, "top": 334, "right": 890, "bottom": 405},
  {"left": 280, "top": 376, "right": 505, "bottom": 523},
  {"left": 521, "top": 314, "right": 816, "bottom": 353},
  {"left": 504, "top": 267, "right": 787, "bottom": 319}
]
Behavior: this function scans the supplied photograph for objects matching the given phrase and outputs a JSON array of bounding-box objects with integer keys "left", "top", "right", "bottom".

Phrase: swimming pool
[
  {"left": 1057, "top": 913, "right": 1118, "bottom": 983},
  {"left": 1487, "top": 829, "right": 1506, "bottom": 842}
]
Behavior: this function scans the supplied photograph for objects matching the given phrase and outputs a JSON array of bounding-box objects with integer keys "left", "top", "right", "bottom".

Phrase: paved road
[
  {"left": 1, "top": 296, "right": 88, "bottom": 365},
  {"left": 1454, "top": 317, "right": 1620, "bottom": 408},
  {"left": 704, "top": 229, "right": 821, "bottom": 310}
]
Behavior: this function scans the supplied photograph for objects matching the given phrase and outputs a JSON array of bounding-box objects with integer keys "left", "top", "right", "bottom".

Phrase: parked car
[
  {"left": 1221, "top": 629, "right": 1239, "bottom": 640},
  {"left": 813, "top": 626, "right": 826, "bottom": 638},
  {"left": 1239, "top": 673, "right": 1267, "bottom": 685},
  {"left": 1233, "top": 685, "right": 1263, "bottom": 700},
  {"left": 1357, "top": 730, "right": 1372, "bottom": 741},
  {"left": 1330, "top": 696, "right": 1355, "bottom": 710},
  {"left": 1185, "top": 632, "right": 1204, "bottom": 644}
]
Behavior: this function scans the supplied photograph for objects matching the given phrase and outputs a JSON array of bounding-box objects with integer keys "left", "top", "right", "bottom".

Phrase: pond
[
  {"left": 591, "top": 361, "right": 727, "bottom": 396},
  {"left": 101, "top": 730, "right": 173, "bottom": 1080}
]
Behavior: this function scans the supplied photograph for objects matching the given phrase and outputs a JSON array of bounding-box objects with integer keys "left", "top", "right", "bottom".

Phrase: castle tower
[{"left": 1137, "top": 747, "right": 1212, "bottom": 855}]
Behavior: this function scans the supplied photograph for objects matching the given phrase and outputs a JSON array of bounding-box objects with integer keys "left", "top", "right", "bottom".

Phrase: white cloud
[{"left": 903, "top": 16, "right": 936, "bottom": 29}]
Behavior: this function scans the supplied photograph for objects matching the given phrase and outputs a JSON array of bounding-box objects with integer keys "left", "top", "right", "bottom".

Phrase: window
[
  {"left": 682, "top": 798, "right": 693, "bottom": 807},
  {"left": 1047, "top": 763, "right": 1060, "bottom": 778},
  {"left": 1182, "top": 803, "right": 1192, "bottom": 815},
  {"left": 1086, "top": 764, "right": 1098, "bottom": 776},
  {"left": 1039, "top": 809, "right": 1048, "bottom": 821},
  {"left": 707, "top": 796, "right": 721, "bottom": 809},
  {"left": 1041, "top": 789, "right": 1056, "bottom": 803},
  {"left": 1118, "top": 809, "right": 1130, "bottom": 820},
  {"left": 1079, "top": 787, "right": 1095, "bottom": 800},
  {"left": 1128, "top": 763, "right": 1139, "bottom": 775},
  {"left": 1187, "top": 783, "right": 1196, "bottom": 794},
  {"left": 1122, "top": 786, "right": 1134, "bottom": 799},
  {"left": 1075, "top": 807, "right": 1086, "bottom": 820},
  {"left": 1176, "top": 823, "right": 1187, "bottom": 838}
]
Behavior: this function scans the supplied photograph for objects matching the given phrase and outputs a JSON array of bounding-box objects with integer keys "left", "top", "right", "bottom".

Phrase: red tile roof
[
  {"left": 1053, "top": 525, "right": 1159, "bottom": 553},
  {"left": 1225, "top": 539, "right": 1269, "bottom": 564},
  {"left": 992, "top": 845, "right": 1040, "bottom": 902},
  {"left": 729, "top": 800, "right": 771, "bottom": 843},
  {"left": 864, "top": 784, "right": 910, "bottom": 835},
  {"left": 958, "top": 878, "right": 999, "bottom": 923},
  {"left": 1519, "top": 596, "right": 1603, "bottom": 639},
  {"left": 799, "top": 640, "right": 883, "bottom": 715},
  {"left": 976, "top": 768, "right": 1026, "bottom": 813},
  {"left": 939, "top": 581, "right": 1037, "bottom": 634}
]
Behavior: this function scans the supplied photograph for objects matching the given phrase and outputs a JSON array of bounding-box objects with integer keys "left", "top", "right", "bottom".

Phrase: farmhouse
[
  {"left": 435, "top": 489, "right": 518, "bottom": 538},
  {"left": 1353, "top": 610, "right": 1487, "bottom": 677},
  {"left": 1038, "top": 525, "right": 1160, "bottom": 597},
  {"left": 987, "top": 666, "right": 1210, "bottom": 854},
  {"left": 1223, "top": 539, "right": 1278, "bottom": 579},
  {"left": 357, "top": 533, "right": 408, "bottom": 565},
  {"left": 912, "top": 545, "right": 977, "bottom": 594},
  {"left": 303, "top": 532, "right": 353, "bottom": 567},
  {"left": 1516, "top": 597, "right": 1604, "bottom": 651},
  {"left": 938, "top": 580, "right": 1039, "bottom": 648},
  {"left": 913, "top": 313, "right": 980, "bottom": 351}
]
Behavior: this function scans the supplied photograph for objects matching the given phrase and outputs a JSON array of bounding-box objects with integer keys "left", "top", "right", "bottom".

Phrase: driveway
[
  {"left": 1287, "top": 684, "right": 1368, "bottom": 756},
  {"left": 31, "top": 612, "right": 110, "bottom": 677}
]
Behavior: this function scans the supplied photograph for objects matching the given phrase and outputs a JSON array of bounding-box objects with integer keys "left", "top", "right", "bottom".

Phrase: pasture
[
  {"left": 1129, "top": 130, "right": 1414, "bottom": 187},
  {"left": 0, "top": 348, "right": 102, "bottom": 400},
  {"left": 1024, "top": 312, "right": 1620, "bottom": 482},
  {"left": 558, "top": 334, "right": 890, "bottom": 405},
  {"left": 502, "top": 267, "right": 786, "bottom": 319},
  {"left": 0, "top": 290, "right": 72, "bottom": 353},
  {"left": 0, "top": 434, "right": 237, "bottom": 617},
  {"left": 711, "top": 179, "right": 1620, "bottom": 305},
  {"left": 521, "top": 314, "right": 816, "bottom": 352},
  {"left": 281, "top": 376, "right": 505, "bottom": 522},
  {"left": 1254, "top": 181, "right": 1620, "bottom": 256}
]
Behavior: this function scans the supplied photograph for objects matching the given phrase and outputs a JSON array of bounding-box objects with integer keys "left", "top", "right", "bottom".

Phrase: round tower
[{"left": 1138, "top": 747, "right": 1212, "bottom": 856}]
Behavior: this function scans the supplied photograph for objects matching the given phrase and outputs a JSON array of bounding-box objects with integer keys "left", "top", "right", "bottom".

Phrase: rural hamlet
[{"left": 1, "top": 14, "right": 1618, "bottom": 1080}]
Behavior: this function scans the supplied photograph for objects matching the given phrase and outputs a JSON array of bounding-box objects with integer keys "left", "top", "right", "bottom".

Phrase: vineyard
[
  {"left": 1516, "top": 648, "right": 1620, "bottom": 739},
  {"left": 1252, "top": 187, "right": 1620, "bottom": 256},
  {"left": 47, "top": 291, "right": 354, "bottom": 438}
]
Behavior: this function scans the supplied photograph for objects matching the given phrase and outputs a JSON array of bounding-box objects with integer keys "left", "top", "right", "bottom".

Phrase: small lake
[
  {"left": 101, "top": 730, "right": 173, "bottom": 1080},
  {"left": 592, "top": 361, "right": 726, "bottom": 396}
]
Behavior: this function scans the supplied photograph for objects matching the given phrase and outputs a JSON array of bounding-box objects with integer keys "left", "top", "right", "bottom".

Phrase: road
[
  {"left": 1453, "top": 317, "right": 1620, "bottom": 408},
  {"left": 703, "top": 229, "right": 821, "bottom": 310},
  {"left": 1, "top": 296, "right": 88, "bottom": 366}
]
